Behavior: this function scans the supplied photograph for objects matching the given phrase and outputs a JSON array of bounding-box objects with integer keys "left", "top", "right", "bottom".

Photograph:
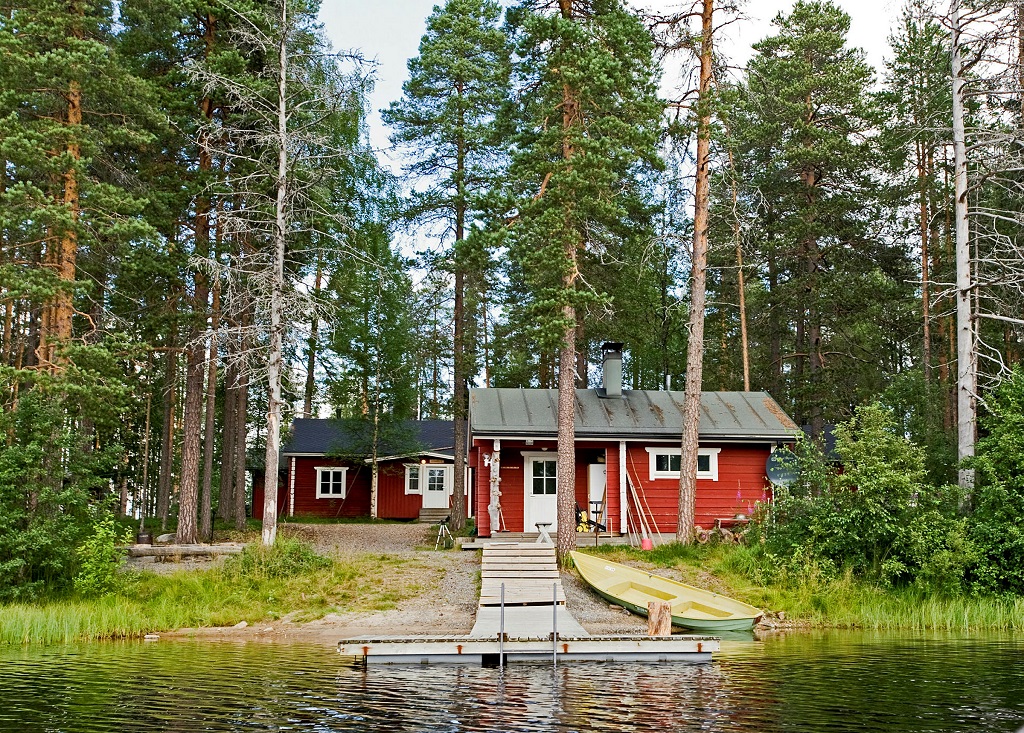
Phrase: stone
[
  {"left": 233, "top": 621, "right": 248, "bottom": 629},
  {"left": 155, "top": 533, "right": 175, "bottom": 544},
  {"left": 143, "top": 634, "right": 159, "bottom": 641}
]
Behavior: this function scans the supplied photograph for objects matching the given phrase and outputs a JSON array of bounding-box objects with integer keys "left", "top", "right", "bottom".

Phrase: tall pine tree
[{"left": 384, "top": 0, "right": 510, "bottom": 530}]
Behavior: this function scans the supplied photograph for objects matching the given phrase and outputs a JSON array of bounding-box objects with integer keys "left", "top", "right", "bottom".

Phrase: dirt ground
[{"left": 159, "top": 523, "right": 649, "bottom": 646}]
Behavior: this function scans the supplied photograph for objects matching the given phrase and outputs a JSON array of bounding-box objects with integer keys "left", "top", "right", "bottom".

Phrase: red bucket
[{"left": 640, "top": 538, "right": 654, "bottom": 551}]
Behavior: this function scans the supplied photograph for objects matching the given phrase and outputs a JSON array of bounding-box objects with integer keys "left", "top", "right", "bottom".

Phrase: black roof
[{"left": 281, "top": 418, "right": 455, "bottom": 458}]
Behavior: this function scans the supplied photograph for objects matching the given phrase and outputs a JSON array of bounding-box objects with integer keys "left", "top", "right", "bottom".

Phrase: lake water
[{"left": 1, "top": 633, "right": 1022, "bottom": 732}]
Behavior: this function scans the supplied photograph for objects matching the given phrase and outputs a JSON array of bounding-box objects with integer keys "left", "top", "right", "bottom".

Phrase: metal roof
[
  {"left": 468, "top": 389, "right": 798, "bottom": 441},
  {"left": 282, "top": 418, "right": 454, "bottom": 456}
]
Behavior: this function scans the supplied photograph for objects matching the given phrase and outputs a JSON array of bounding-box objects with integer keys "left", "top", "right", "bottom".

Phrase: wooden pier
[{"left": 339, "top": 542, "right": 720, "bottom": 665}]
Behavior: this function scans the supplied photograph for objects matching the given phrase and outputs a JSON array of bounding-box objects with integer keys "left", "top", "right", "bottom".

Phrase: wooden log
[
  {"left": 647, "top": 601, "right": 672, "bottom": 636},
  {"left": 124, "top": 543, "right": 245, "bottom": 558}
]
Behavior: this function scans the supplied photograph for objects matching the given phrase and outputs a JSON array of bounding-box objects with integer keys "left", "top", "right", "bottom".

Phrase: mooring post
[
  {"left": 499, "top": 582, "right": 505, "bottom": 668},
  {"left": 552, "top": 582, "right": 558, "bottom": 668},
  {"left": 648, "top": 600, "right": 672, "bottom": 636}
]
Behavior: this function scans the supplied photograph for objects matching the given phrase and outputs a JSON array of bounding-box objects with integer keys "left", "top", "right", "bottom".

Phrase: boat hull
[{"left": 571, "top": 552, "right": 762, "bottom": 633}]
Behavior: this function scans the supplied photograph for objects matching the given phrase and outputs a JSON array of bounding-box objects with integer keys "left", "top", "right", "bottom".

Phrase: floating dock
[
  {"left": 338, "top": 634, "right": 716, "bottom": 664},
  {"left": 338, "top": 543, "right": 719, "bottom": 665}
]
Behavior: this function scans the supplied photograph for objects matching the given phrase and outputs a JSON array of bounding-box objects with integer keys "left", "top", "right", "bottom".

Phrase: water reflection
[{"left": 1, "top": 633, "right": 1022, "bottom": 732}]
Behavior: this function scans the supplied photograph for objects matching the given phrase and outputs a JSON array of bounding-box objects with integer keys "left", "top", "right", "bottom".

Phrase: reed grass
[
  {"left": 583, "top": 542, "right": 1024, "bottom": 631},
  {"left": 0, "top": 540, "right": 421, "bottom": 645}
]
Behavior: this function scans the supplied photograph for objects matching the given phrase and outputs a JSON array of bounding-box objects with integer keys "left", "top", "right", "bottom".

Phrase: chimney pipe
[{"left": 601, "top": 342, "right": 623, "bottom": 398}]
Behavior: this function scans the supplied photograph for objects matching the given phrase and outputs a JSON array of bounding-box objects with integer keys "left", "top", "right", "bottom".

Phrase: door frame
[
  {"left": 522, "top": 451, "right": 558, "bottom": 532},
  {"left": 419, "top": 464, "right": 453, "bottom": 509}
]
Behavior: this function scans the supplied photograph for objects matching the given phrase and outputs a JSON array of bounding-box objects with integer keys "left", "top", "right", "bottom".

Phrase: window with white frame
[
  {"left": 405, "top": 463, "right": 452, "bottom": 494},
  {"left": 404, "top": 464, "right": 421, "bottom": 494},
  {"left": 645, "top": 447, "right": 721, "bottom": 481},
  {"left": 316, "top": 466, "right": 348, "bottom": 498}
]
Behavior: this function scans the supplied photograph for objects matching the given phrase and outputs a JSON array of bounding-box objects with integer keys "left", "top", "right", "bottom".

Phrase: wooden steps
[
  {"left": 479, "top": 543, "right": 565, "bottom": 606},
  {"left": 417, "top": 507, "right": 450, "bottom": 524}
]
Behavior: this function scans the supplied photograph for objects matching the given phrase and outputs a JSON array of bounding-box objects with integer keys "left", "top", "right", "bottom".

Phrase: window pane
[
  {"left": 697, "top": 454, "right": 710, "bottom": 473},
  {"left": 533, "top": 477, "right": 545, "bottom": 495},
  {"left": 655, "top": 453, "right": 680, "bottom": 474},
  {"left": 427, "top": 468, "right": 445, "bottom": 492},
  {"left": 545, "top": 477, "right": 556, "bottom": 495}
]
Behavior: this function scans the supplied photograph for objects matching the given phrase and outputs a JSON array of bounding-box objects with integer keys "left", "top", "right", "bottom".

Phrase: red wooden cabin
[
  {"left": 253, "top": 419, "right": 465, "bottom": 523},
  {"left": 469, "top": 343, "right": 798, "bottom": 538}
]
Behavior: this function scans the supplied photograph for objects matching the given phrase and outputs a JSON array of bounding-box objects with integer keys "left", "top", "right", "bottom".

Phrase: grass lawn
[{"left": 1, "top": 540, "right": 430, "bottom": 645}]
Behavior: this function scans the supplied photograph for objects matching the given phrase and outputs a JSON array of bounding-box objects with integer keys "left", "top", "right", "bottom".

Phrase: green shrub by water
[{"left": 0, "top": 539, "right": 416, "bottom": 645}]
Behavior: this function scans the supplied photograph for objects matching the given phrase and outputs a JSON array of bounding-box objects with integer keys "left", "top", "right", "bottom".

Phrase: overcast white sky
[{"left": 319, "top": 0, "right": 905, "bottom": 159}]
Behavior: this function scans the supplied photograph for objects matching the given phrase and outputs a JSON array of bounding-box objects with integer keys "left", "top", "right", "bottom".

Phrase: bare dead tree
[
  {"left": 943, "top": 0, "right": 1023, "bottom": 490},
  {"left": 189, "top": 0, "right": 367, "bottom": 544}
]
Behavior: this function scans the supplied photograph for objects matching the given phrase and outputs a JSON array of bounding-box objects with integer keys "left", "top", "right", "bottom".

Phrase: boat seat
[
  {"left": 671, "top": 601, "right": 732, "bottom": 619},
  {"left": 607, "top": 581, "right": 675, "bottom": 602}
]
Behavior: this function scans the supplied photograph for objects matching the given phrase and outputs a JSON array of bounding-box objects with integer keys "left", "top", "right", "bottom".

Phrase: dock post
[
  {"left": 648, "top": 601, "right": 672, "bottom": 636},
  {"left": 552, "top": 582, "right": 558, "bottom": 668},
  {"left": 499, "top": 583, "right": 505, "bottom": 668}
]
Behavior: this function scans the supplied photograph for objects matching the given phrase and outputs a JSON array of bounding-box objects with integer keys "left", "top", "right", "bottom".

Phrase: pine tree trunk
[
  {"left": 233, "top": 363, "right": 249, "bottom": 530},
  {"left": 157, "top": 346, "right": 178, "bottom": 529},
  {"left": 197, "top": 13, "right": 219, "bottom": 542},
  {"left": 556, "top": 314, "right": 577, "bottom": 562},
  {"left": 951, "top": 0, "right": 975, "bottom": 491},
  {"left": 200, "top": 282, "right": 219, "bottom": 540},
  {"left": 218, "top": 362, "right": 237, "bottom": 522},
  {"left": 554, "top": 0, "right": 578, "bottom": 564},
  {"left": 677, "top": 0, "right": 714, "bottom": 544},
  {"left": 728, "top": 151, "right": 750, "bottom": 391},
  {"left": 176, "top": 92, "right": 215, "bottom": 545},
  {"left": 45, "top": 77, "right": 82, "bottom": 369},
  {"left": 918, "top": 139, "right": 933, "bottom": 382},
  {"left": 451, "top": 146, "right": 468, "bottom": 530},
  {"left": 57, "top": 83, "right": 81, "bottom": 343},
  {"left": 302, "top": 259, "right": 322, "bottom": 418},
  {"left": 177, "top": 338, "right": 205, "bottom": 543}
]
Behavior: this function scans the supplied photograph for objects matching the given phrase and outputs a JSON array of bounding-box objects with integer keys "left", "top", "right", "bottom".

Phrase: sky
[{"left": 318, "top": 0, "right": 905, "bottom": 160}]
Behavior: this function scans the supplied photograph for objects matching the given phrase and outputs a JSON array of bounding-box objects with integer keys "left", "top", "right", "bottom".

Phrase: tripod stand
[{"left": 434, "top": 516, "right": 454, "bottom": 550}]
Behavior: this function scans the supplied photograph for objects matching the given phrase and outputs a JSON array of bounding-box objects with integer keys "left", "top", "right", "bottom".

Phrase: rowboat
[{"left": 570, "top": 551, "right": 763, "bottom": 632}]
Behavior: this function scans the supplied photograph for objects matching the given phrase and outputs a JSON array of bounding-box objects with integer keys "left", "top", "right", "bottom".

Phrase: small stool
[{"left": 535, "top": 522, "right": 553, "bottom": 544}]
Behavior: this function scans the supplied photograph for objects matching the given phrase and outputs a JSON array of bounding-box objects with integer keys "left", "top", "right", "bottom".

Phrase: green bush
[
  {"left": 754, "top": 404, "right": 974, "bottom": 592},
  {"left": 74, "top": 514, "right": 133, "bottom": 597},
  {"left": 968, "top": 366, "right": 1024, "bottom": 594},
  {"left": 221, "top": 538, "right": 332, "bottom": 581}
]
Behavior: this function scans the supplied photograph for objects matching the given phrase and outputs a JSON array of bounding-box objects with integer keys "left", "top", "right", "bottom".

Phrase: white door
[
  {"left": 422, "top": 466, "right": 451, "bottom": 509},
  {"left": 588, "top": 464, "right": 606, "bottom": 524},
  {"left": 525, "top": 456, "right": 558, "bottom": 531}
]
